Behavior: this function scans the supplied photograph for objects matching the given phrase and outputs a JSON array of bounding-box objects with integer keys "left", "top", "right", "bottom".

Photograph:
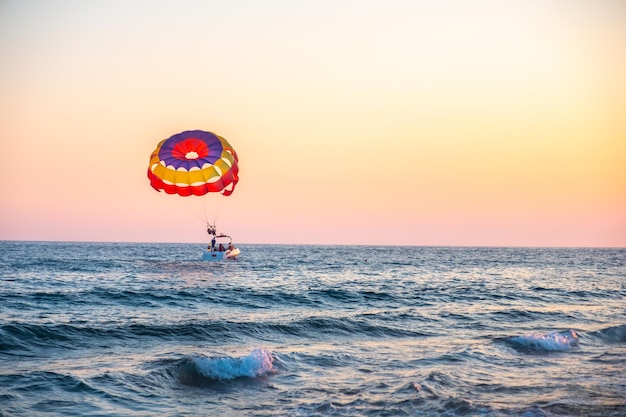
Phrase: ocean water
[{"left": 1, "top": 242, "right": 625, "bottom": 417}]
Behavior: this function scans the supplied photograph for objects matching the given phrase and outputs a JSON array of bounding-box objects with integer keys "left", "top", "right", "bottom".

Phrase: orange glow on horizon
[{"left": 1, "top": 0, "right": 624, "bottom": 246}]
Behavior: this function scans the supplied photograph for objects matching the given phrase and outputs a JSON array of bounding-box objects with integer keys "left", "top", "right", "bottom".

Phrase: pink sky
[{"left": 1, "top": 0, "right": 625, "bottom": 246}]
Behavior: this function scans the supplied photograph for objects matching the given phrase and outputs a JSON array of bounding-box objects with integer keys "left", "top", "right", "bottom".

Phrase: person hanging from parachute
[{"left": 147, "top": 130, "right": 241, "bottom": 260}]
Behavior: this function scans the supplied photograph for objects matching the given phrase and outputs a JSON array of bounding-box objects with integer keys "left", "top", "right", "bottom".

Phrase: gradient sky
[{"left": 1, "top": 0, "right": 625, "bottom": 246}]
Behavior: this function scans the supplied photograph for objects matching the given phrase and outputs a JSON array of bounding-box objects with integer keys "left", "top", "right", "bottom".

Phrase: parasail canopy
[{"left": 147, "top": 130, "right": 239, "bottom": 197}]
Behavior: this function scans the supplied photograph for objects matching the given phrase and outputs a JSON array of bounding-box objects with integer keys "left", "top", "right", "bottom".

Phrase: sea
[{"left": 0, "top": 241, "right": 625, "bottom": 417}]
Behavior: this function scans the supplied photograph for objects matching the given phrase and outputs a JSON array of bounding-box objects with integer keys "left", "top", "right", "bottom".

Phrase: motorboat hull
[{"left": 202, "top": 247, "right": 240, "bottom": 261}]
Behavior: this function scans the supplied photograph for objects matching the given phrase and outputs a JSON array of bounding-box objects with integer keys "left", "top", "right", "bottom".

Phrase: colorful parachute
[{"left": 147, "top": 130, "right": 239, "bottom": 197}]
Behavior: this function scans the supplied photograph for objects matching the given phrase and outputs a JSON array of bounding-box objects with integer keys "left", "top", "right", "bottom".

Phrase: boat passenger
[{"left": 219, "top": 244, "right": 225, "bottom": 251}]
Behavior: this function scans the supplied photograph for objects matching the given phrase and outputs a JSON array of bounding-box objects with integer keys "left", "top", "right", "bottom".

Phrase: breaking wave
[
  {"left": 177, "top": 348, "right": 274, "bottom": 385},
  {"left": 505, "top": 329, "right": 579, "bottom": 352}
]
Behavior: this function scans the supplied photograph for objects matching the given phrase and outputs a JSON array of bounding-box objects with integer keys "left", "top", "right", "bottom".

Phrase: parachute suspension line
[
  {"left": 212, "top": 197, "right": 226, "bottom": 227},
  {"left": 200, "top": 198, "right": 210, "bottom": 227},
  {"left": 175, "top": 196, "right": 206, "bottom": 225},
  {"left": 196, "top": 197, "right": 221, "bottom": 237},
  {"left": 185, "top": 197, "right": 208, "bottom": 222}
]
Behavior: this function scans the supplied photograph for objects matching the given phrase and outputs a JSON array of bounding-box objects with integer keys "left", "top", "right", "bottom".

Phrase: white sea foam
[
  {"left": 192, "top": 347, "right": 274, "bottom": 380},
  {"left": 509, "top": 329, "right": 578, "bottom": 352}
]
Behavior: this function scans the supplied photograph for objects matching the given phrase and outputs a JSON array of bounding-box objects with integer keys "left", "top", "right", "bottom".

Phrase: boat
[{"left": 202, "top": 227, "right": 241, "bottom": 261}]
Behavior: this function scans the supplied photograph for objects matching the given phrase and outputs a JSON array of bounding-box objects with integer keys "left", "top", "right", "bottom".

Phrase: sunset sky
[{"left": 1, "top": 0, "right": 625, "bottom": 246}]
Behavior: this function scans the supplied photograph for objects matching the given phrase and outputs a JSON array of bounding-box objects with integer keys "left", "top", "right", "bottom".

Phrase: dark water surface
[{"left": 1, "top": 242, "right": 625, "bottom": 416}]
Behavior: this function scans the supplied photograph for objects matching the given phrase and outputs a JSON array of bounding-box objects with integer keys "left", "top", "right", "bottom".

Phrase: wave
[
  {"left": 1, "top": 313, "right": 432, "bottom": 354},
  {"left": 504, "top": 329, "right": 579, "bottom": 352},
  {"left": 0, "top": 322, "right": 217, "bottom": 353},
  {"left": 268, "top": 316, "right": 432, "bottom": 339},
  {"left": 0, "top": 370, "right": 107, "bottom": 416},
  {"left": 176, "top": 348, "right": 274, "bottom": 385},
  {"left": 590, "top": 324, "right": 626, "bottom": 343}
]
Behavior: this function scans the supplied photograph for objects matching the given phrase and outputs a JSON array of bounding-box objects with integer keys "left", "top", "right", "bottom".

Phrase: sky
[{"left": 1, "top": 0, "right": 625, "bottom": 246}]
